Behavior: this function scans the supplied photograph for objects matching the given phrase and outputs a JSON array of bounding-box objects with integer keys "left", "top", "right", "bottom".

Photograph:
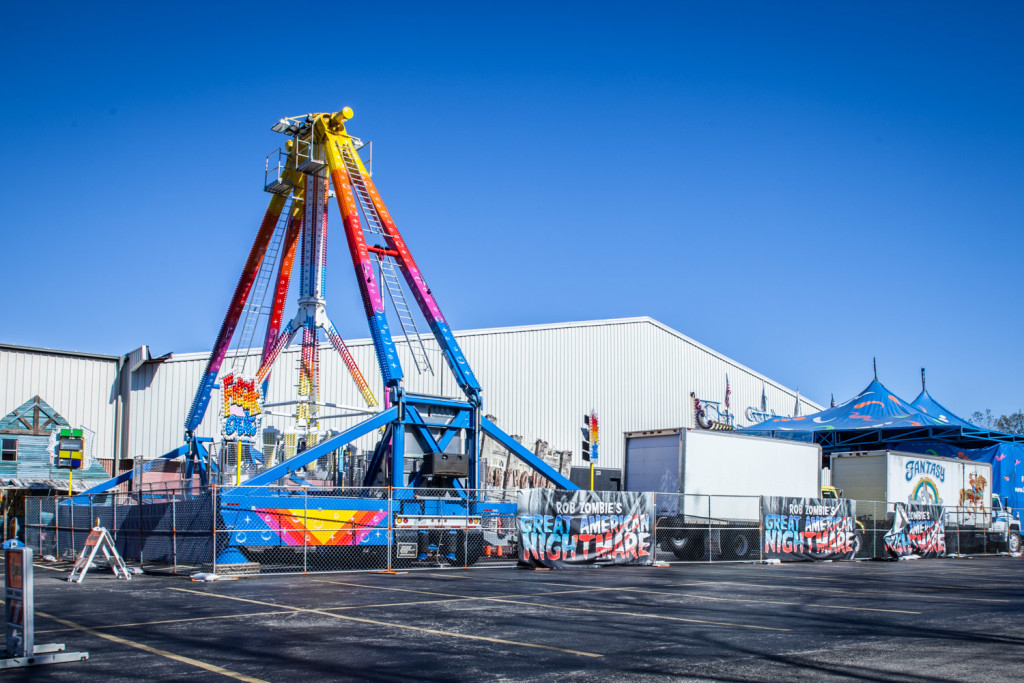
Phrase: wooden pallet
[{"left": 201, "top": 562, "right": 261, "bottom": 576}]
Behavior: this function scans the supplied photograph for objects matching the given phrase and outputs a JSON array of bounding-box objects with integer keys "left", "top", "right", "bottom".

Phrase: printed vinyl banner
[
  {"left": 884, "top": 503, "right": 947, "bottom": 559},
  {"left": 762, "top": 497, "right": 858, "bottom": 561},
  {"left": 517, "top": 489, "right": 655, "bottom": 568}
]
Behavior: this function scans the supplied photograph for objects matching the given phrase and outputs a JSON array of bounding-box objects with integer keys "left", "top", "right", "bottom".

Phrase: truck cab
[
  {"left": 821, "top": 485, "right": 842, "bottom": 499},
  {"left": 990, "top": 494, "right": 1022, "bottom": 554},
  {"left": 821, "top": 485, "right": 865, "bottom": 548}
]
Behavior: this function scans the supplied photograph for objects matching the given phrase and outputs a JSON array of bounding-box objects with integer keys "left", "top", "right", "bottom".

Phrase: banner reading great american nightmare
[
  {"left": 517, "top": 490, "right": 655, "bottom": 568},
  {"left": 762, "top": 497, "right": 858, "bottom": 561},
  {"left": 884, "top": 503, "right": 946, "bottom": 558}
]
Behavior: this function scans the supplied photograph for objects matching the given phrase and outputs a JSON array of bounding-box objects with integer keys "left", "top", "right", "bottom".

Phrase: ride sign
[{"left": 221, "top": 374, "right": 262, "bottom": 438}]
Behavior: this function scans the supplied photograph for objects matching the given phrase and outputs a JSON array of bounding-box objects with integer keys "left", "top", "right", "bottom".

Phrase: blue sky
[{"left": 3, "top": 2, "right": 1022, "bottom": 419}]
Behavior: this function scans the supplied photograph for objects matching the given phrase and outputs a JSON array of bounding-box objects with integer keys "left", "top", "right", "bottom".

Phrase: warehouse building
[{"left": 1, "top": 317, "right": 817, "bottom": 481}]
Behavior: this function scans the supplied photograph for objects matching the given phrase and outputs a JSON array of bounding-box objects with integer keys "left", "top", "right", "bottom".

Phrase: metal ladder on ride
[
  {"left": 338, "top": 144, "right": 434, "bottom": 376},
  {"left": 231, "top": 199, "right": 292, "bottom": 374}
]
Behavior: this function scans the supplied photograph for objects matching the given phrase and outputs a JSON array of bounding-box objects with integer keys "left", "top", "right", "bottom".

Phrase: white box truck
[
  {"left": 829, "top": 450, "right": 1022, "bottom": 553},
  {"left": 623, "top": 429, "right": 822, "bottom": 560}
]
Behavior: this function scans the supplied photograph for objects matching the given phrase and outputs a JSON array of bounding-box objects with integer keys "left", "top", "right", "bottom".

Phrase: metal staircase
[
  {"left": 338, "top": 142, "right": 434, "bottom": 376},
  {"left": 231, "top": 199, "right": 291, "bottom": 374}
]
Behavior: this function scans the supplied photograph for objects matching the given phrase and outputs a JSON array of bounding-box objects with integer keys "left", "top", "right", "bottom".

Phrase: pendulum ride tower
[{"left": 85, "top": 108, "right": 574, "bottom": 496}]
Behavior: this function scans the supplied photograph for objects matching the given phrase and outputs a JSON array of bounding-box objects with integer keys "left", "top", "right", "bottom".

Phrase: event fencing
[
  {"left": 653, "top": 494, "right": 1012, "bottom": 563},
  {"left": 22, "top": 489, "right": 1015, "bottom": 575},
  {"left": 848, "top": 499, "right": 1006, "bottom": 559},
  {"left": 24, "top": 485, "right": 520, "bottom": 575},
  {"left": 652, "top": 493, "right": 763, "bottom": 563}
]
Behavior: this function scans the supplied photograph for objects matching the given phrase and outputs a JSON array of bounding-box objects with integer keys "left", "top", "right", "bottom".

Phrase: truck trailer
[
  {"left": 623, "top": 429, "right": 822, "bottom": 560},
  {"left": 829, "top": 450, "right": 1022, "bottom": 553}
]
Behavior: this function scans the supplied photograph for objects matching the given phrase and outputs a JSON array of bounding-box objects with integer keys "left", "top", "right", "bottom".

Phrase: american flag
[{"left": 725, "top": 375, "right": 731, "bottom": 409}]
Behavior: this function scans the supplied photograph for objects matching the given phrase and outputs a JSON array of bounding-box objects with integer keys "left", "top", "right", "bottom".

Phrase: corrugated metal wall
[
  {"left": 0, "top": 345, "right": 121, "bottom": 462},
  {"left": 123, "top": 317, "right": 819, "bottom": 470}
]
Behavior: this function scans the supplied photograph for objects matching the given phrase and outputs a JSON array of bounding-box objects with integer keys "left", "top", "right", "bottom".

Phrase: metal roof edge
[
  {"left": 641, "top": 318, "right": 824, "bottom": 411},
  {"left": 0, "top": 343, "right": 122, "bottom": 362},
  {"left": 448, "top": 316, "right": 822, "bottom": 411},
  {"left": 105, "top": 317, "right": 822, "bottom": 411},
  {"left": 157, "top": 318, "right": 662, "bottom": 363}
]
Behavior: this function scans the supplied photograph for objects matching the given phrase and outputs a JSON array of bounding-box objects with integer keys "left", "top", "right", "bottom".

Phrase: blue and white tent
[
  {"left": 743, "top": 380, "right": 947, "bottom": 433},
  {"left": 744, "top": 378, "right": 1024, "bottom": 510},
  {"left": 909, "top": 389, "right": 976, "bottom": 428}
]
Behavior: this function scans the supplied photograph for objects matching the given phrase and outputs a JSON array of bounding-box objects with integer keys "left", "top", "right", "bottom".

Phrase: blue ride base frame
[{"left": 213, "top": 394, "right": 576, "bottom": 564}]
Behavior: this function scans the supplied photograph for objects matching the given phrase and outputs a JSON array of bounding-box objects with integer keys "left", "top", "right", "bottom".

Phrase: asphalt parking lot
[{"left": 4, "top": 555, "right": 1023, "bottom": 682}]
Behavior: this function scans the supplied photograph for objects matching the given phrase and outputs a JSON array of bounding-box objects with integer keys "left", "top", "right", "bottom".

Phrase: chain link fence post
[
  {"left": 303, "top": 487, "right": 308, "bottom": 574},
  {"left": 758, "top": 495, "right": 763, "bottom": 562},
  {"left": 54, "top": 492, "right": 61, "bottom": 559},
  {"left": 211, "top": 484, "right": 218, "bottom": 574},
  {"left": 873, "top": 501, "right": 878, "bottom": 559},
  {"left": 136, "top": 485, "right": 144, "bottom": 569},
  {"left": 707, "top": 495, "right": 712, "bottom": 563},
  {"left": 950, "top": 505, "right": 958, "bottom": 557},
  {"left": 172, "top": 496, "right": 178, "bottom": 574},
  {"left": 386, "top": 487, "right": 393, "bottom": 572},
  {"left": 462, "top": 491, "right": 469, "bottom": 568},
  {"left": 652, "top": 493, "right": 659, "bottom": 564}
]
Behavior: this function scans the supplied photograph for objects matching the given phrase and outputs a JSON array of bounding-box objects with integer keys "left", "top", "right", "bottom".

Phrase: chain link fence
[
  {"left": 23, "top": 485, "right": 520, "bottom": 576},
  {"left": 851, "top": 499, "right": 1013, "bottom": 558},
  {"left": 23, "top": 490, "right": 1019, "bottom": 574},
  {"left": 649, "top": 494, "right": 1017, "bottom": 563},
  {"left": 652, "top": 493, "right": 763, "bottom": 562}
]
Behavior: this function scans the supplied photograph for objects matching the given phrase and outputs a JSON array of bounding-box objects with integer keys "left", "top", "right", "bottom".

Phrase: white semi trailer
[
  {"left": 829, "top": 450, "right": 1022, "bottom": 553},
  {"left": 623, "top": 429, "right": 822, "bottom": 560}
]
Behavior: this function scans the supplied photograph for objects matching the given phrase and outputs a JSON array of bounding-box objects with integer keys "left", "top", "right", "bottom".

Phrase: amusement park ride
[{"left": 81, "top": 108, "right": 576, "bottom": 565}]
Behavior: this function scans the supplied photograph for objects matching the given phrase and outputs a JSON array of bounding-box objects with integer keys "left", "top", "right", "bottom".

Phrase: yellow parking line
[
  {"left": 404, "top": 574, "right": 924, "bottom": 616},
  {"left": 312, "top": 583, "right": 609, "bottom": 613},
  {"left": 318, "top": 578, "right": 606, "bottom": 599},
  {"left": 612, "top": 587, "right": 920, "bottom": 614},
  {"left": 428, "top": 570, "right": 1008, "bottom": 605},
  {"left": 36, "top": 610, "right": 300, "bottom": 635},
  {"left": 36, "top": 611, "right": 270, "bottom": 683},
  {"left": 424, "top": 572, "right": 594, "bottom": 588},
  {"left": 33, "top": 562, "right": 71, "bottom": 572},
  {"left": 320, "top": 580, "right": 788, "bottom": 632},
  {"left": 169, "top": 588, "right": 602, "bottom": 658},
  {"left": 688, "top": 580, "right": 1009, "bottom": 603},
  {"left": 322, "top": 596, "right": 477, "bottom": 610},
  {"left": 478, "top": 595, "right": 789, "bottom": 631}
]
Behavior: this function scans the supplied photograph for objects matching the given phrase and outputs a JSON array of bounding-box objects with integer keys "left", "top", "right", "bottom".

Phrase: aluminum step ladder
[{"left": 67, "top": 526, "right": 132, "bottom": 583}]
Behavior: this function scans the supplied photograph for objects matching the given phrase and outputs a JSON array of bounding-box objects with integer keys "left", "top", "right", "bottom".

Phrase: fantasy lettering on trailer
[
  {"left": 761, "top": 496, "right": 858, "bottom": 561},
  {"left": 905, "top": 459, "right": 946, "bottom": 483},
  {"left": 517, "top": 490, "right": 655, "bottom": 568}
]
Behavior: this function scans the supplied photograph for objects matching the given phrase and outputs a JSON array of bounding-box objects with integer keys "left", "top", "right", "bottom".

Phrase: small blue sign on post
[{"left": 2, "top": 540, "right": 88, "bottom": 668}]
